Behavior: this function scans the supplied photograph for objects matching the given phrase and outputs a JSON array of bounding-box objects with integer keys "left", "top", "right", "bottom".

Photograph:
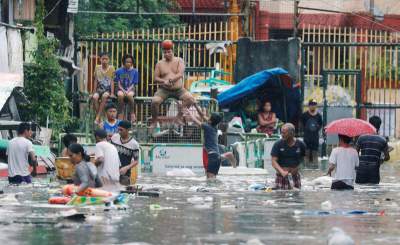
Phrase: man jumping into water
[{"left": 151, "top": 40, "right": 196, "bottom": 127}]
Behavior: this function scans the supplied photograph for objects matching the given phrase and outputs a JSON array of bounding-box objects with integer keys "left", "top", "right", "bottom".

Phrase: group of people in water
[
  {"left": 63, "top": 121, "right": 139, "bottom": 193},
  {"left": 4, "top": 39, "right": 391, "bottom": 194},
  {"left": 272, "top": 114, "right": 389, "bottom": 190}
]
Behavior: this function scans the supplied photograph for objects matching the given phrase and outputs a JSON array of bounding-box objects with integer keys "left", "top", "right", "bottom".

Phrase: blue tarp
[
  {"left": 217, "top": 67, "right": 301, "bottom": 124},
  {"left": 218, "top": 67, "right": 289, "bottom": 106}
]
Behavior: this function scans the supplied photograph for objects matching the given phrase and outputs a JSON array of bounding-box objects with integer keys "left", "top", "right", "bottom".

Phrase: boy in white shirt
[
  {"left": 327, "top": 134, "right": 359, "bottom": 190},
  {"left": 7, "top": 122, "right": 37, "bottom": 184},
  {"left": 94, "top": 129, "right": 121, "bottom": 186}
]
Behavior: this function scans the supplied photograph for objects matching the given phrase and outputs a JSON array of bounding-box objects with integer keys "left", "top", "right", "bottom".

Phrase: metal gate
[
  {"left": 301, "top": 25, "right": 400, "bottom": 138},
  {"left": 77, "top": 21, "right": 239, "bottom": 97}
]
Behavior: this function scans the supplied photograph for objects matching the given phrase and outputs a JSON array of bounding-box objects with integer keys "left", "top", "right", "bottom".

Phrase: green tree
[
  {"left": 22, "top": 0, "right": 71, "bottom": 136},
  {"left": 75, "top": 0, "right": 181, "bottom": 36}
]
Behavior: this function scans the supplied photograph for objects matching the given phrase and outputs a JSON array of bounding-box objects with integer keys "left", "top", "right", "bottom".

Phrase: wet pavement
[{"left": 0, "top": 162, "right": 400, "bottom": 245}]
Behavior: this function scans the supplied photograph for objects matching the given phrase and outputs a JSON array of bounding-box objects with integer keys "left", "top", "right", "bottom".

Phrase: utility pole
[
  {"left": 242, "top": 0, "right": 251, "bottom": 37},
  {"left": 369, "top": 0, "right": 374, "bottom": 14},
  {"left": 293, "top": 0, "right": 300, "bottom": 38}
]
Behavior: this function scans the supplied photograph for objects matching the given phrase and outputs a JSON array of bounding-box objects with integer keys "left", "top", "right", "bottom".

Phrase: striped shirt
[{"left": 356, "top": 134, "right": 388, "bottom": 168}]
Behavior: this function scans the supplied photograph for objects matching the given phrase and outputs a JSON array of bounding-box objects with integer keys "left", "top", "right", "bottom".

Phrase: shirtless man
[{"left": 151, "top": 40, "right": 196, "bottom": 126}]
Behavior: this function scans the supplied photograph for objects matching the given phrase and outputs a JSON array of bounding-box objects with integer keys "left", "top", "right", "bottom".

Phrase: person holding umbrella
[
  {"left": 326, "top": 134, "right": 359, "bottom": 190},
  {"left": 355, "top": 116, "right": 390, "bottom": 184},
  {"left": 324, "top": 116, "right": 389, "bottom": 185}
]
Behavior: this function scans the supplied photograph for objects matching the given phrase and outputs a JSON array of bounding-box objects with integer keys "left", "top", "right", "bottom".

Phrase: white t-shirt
[
  {"left": 95, "top": 141, "right": 120, "bottom": 182},
  {"left": 329, "top": 147, "right": 359, "bottom": 186},
  {"left": 6, "top": 137, "right": 34, "bottom": 177}
]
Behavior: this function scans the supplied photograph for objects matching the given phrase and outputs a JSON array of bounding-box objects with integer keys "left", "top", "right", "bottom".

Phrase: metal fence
[
  {"left": 77, "top": 21, "right": 239, "bottom": 97},
  {"left": 129, "top": 97, "right": 218, "bottom": 144},
  {"left": 301, "top": 25, "right": 400, "bottom": 138}
]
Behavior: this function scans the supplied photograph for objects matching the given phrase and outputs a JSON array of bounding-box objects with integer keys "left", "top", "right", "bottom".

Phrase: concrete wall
[{"left": 234, "top": 37, "right": 300, "bottom": 82}]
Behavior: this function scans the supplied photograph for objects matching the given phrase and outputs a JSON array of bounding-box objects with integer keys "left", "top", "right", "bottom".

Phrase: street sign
[{"left": 67, "top": 0, "right": 79, "bottom": 14}]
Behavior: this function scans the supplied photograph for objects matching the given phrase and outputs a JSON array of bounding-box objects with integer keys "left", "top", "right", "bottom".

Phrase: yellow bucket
[{"left": 55, "top": 157, "right": 75, "bottom": 180}]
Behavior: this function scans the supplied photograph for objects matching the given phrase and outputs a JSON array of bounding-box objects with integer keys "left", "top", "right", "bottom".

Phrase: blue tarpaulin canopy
[{"left": 217, "top": 67, "right": 301, "bottom": 124}]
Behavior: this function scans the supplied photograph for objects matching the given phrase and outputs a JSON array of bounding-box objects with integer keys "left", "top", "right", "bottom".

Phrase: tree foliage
[
  {"left": 22, "top": 0, "right": 71, "bottom": 136},
  {"left": 75, "top": 0, "right": 181, "bottom": 36}
]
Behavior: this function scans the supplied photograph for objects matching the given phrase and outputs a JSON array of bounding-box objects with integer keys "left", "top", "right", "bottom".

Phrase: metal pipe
[
  {"left": 303, "top": 42, "right": 400, "bottom": 47},
  {"left": 0, "top": 21, "right": 34, "bottom": 31},
  {"left": 77, "top": 10, "right": 247, "bottom": 16},
  {"left": 77, "top": 37, "right": 237, "bottom": 44}
]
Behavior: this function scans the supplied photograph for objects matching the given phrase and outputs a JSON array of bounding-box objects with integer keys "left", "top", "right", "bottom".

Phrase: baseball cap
[{"left": 308, "top": 99, "right": 318, "bottom": 106}]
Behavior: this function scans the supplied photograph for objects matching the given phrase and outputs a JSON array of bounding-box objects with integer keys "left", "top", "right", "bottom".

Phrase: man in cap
[
  {"left": 300, "top": 99, "right": 323, "bottom": 167},
  {"left": 151, "top": 40, "right": 196, "bottom": 127},
  {"left": 111, "top": 120, "right": 140, "bottom": 185}
]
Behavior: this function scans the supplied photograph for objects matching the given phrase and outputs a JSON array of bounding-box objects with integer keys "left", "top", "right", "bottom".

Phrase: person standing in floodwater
[
  {"left": 327, "top": 134, "right": 359, "bottom": 190},
  {"left": 94, "top": 129, "right": 121, "bottom": 186},
  {"left": 355, "top": 116, "right": 390, "bottom": 184},
  {"left": 271, "top": 123, "right": 306, "bottom": 189},
  {"left": 300, "top": 99, "right": 322, "bottom": 167},
  {"left": 6, "top": 122, "right": 37, "bottom": 184}
]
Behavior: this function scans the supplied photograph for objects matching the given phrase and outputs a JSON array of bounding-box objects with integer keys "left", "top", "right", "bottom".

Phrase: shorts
[
  {"left": 94, "top": 89, "right": 111, "bottom": 98},
  {"left": 331, "top": 180, "right": 354, "bottom": 190},
  {"left": 275, "top": 172, "right": 301, "bottom": 190},
  {"left": 206, "top": 152, "right": 221, "bottom": 175},
  {"left": 356, "top": 167, "right": 380, "bottom": 184},
  {"left": 8, "top": 175, "right": 32, "bottom": 184},
  {"left": 154, "top": 87, "right": 189, "bottom": 101}
]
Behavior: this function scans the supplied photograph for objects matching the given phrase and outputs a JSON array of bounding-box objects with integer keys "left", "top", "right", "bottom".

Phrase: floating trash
[
  {"left": 327, "top": 227, "right": 355, "bottom": 245},
  {"left": 321, "top": 200, "right": 333, "bottom": 211}
]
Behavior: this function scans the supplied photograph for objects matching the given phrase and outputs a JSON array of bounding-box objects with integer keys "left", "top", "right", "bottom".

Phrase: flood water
[{"left": 0, "top": 163, "right": 400, "bottom": 245}]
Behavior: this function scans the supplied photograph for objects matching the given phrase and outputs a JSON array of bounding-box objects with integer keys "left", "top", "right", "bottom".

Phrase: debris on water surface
[
  {"left": 262, "top": 200, "right": 276, "bottom": 206},
  {"left": 59, "top": 209, "right": 85, "bottom": 220},
  {"left": 248, "top": 183, "right": 266, "bottom": 191},
  {"left": 220, "top": 204, "right": 236, "bottom": 209},
  {"left": 311, "top": 176, "right": 332, "bottom": 187},
  {"left": 149, "top": 204, "right": 177, "bottom": 211},
  {"left": 327, "top": 227, "right": 355, "bottom": 245},
  {"left": 246, "top": 238, "right": 265, "bottom": 245},
  {"left": 187, "top": 195, "right": 213, "bottom": 205},
  {"left": 321, "top": 200, "right": 333, "bottom": 211},
  {"left": 189, "top": 186, "right": 209, "bottom": 192},
  {"left": 0, "top": 194, "right": 20, "bottom": 205},
  {"left": 264, "top": 187, "right": 272, "bottom": 193}
]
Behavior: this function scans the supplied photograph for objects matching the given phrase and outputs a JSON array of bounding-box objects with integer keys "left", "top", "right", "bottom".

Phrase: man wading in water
[
  {"left": 271, "top": 123, "right": 306, "bottom": 189},
  {"left": 356, "top": 116, "right": 390, "bottom": 184},
  {"left": 151, "top": 40, "right": 196, "bottom": 128}
]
